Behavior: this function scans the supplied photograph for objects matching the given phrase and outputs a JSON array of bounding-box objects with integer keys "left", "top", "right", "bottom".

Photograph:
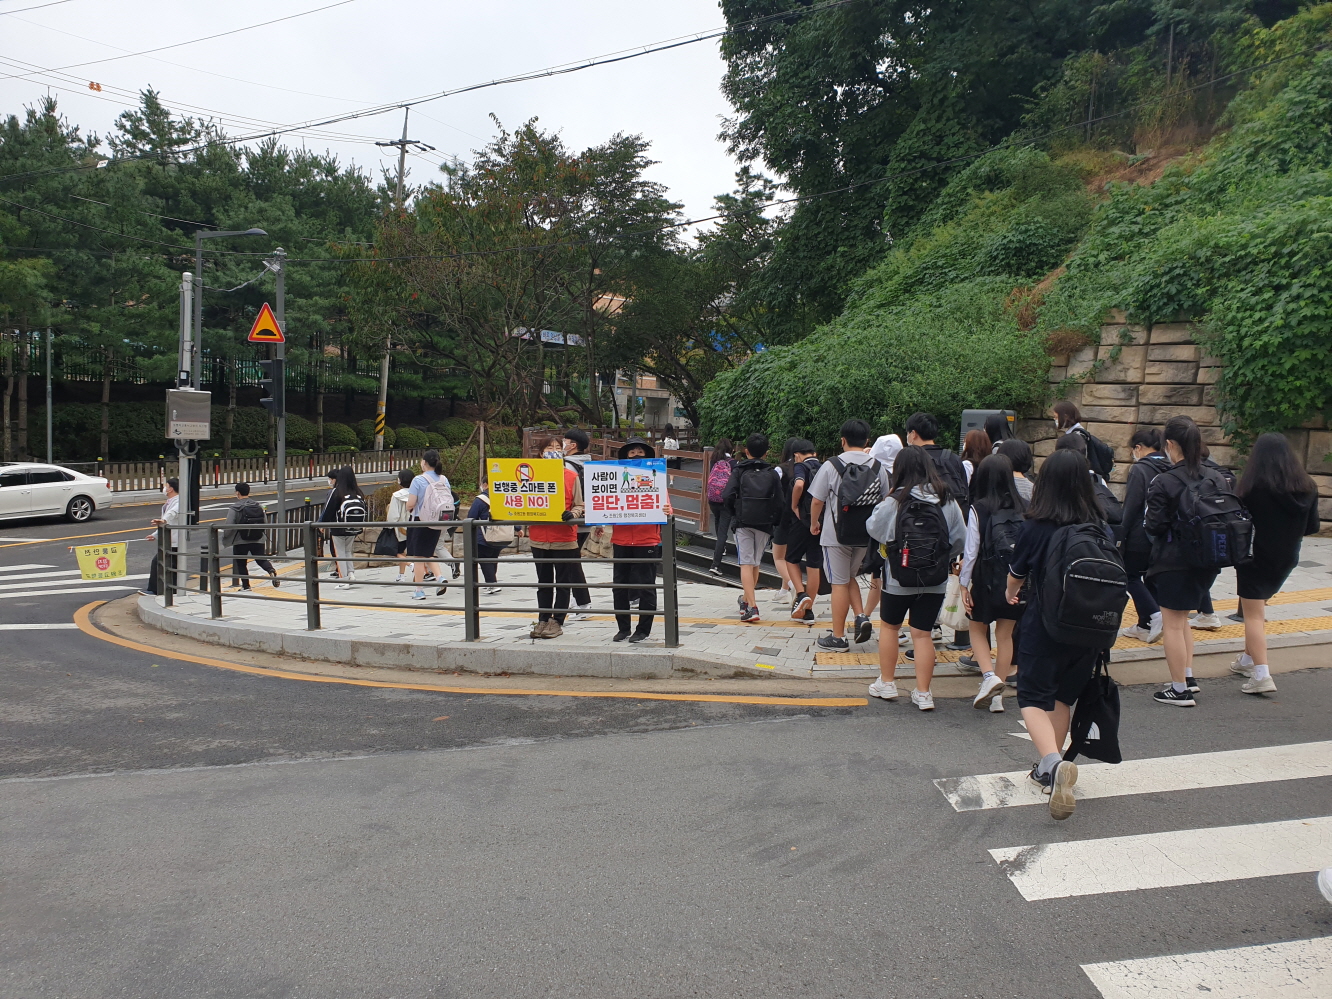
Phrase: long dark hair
[
  {"left": 1053, "top": 399, "right": 1081, "bottom": 429},
  {"left": 713, "top": 437, "right": 735, "bottom": 460},
  {"left": 1162, "top": 415, "right": 1202, "bottom": 476},
  {"left": 983, "top": 414, "right": 1012, "bottom": 445},
  {"left": 1026, "top": 450, "right": 1101, "bottom": 525},
  {"left": 333, "top": 464, "right": 363, "bottom": 499},
  {"left": 890, "top": 445, "right": 950, "bottom": 501},
  {"left": 971, "top": 454, "right": 1024, "bottom": 512},
  {"left": 1238, "top": 432, "right": 1316, "bottom": 499}
]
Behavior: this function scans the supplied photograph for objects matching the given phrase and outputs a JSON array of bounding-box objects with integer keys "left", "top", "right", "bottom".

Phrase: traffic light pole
[{"left": 272, "top": 248, "right": 287, "bottom": 535}]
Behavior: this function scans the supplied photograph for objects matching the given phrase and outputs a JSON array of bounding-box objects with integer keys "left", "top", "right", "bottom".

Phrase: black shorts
[
  {"left": 405, "top": 525, "right": 441, "bottom": 558},
  {"left": 772, "top": 519, "right": 794, "bottom": 546},
  {"left": 1016, "top": 643, "right": 1098, "bottom": 712},
  {"left": 783, "top": 524, "right": 824, "bottom": 571},
  {"left": 1151, "top": 568, "right": 1219, "bottom": 611},
  {"left": 879, "top": 591, "right": 946, "bottom": 632}
]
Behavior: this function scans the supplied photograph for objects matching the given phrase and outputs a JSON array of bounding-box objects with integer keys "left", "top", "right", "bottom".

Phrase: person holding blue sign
[{"left": 606, "top": 438, "right": 672, "bottom": 643}]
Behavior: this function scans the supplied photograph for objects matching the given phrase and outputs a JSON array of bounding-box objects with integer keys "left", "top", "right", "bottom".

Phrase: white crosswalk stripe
[
  {"left": 936, "top": 741, "right": 1332, "bottom": 811},
  {"left": 1081, "top": 936, "right": 1332, "bottom": 998},
  {"left": 0, "top": 563, "right": 56, "bottom": 573},
  {"left": 0, "top": 583, "right": 141, "bottom": 600},
  {"left": 0, "top": 623, "right": 80, "bottom": 630},
  {"left": 940, "top": 741, "right": 1332, "bottom": 996}
]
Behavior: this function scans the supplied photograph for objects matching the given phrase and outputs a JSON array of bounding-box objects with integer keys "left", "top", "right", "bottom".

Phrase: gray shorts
[
  {"left": 822, "top": 543, "right": 867, "bottom": 586},
  {"left": 734, "top": 527, "right": 771, "bottom": 566}
]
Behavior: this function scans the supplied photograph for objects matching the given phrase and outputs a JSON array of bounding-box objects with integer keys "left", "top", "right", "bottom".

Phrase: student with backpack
[
  {"left": 465, "top": 477, "right": 511, "bottom": 595},
  {"left": 768, "top": 437, "right": 805, "bottom": 606},
  {"left": 1052, "top": 400, "right": 1115, "bottom": 480},
  {"left": 961, "top": 429, "right": 991, "bottom": 485},
  {"left": 783, "top": 439, "right": 822, "bottom": 622},
  {"left": 807, "top": 419, "right": 891, "bottom": 650},
  {"left": 1229, "top": 433, "right": 1321, "bottom": 694},
  {"left": 1190, "top": 445, "right": 1236, "bottom": 630},
  {"left": 706, "top": 438, "right": 737, "bottom": 576},
  {"left": 319, "top": 465, "right": 367, "bottom": 590},
  {"left": 1145, "top": 416, "right": 1252, "bottom": 706},
  {"left": 1055, "top": 432, "right": 1123, "bottom": 525},
  {"left": 983, "top": 414, "right": 1012, "bottom": 451},
  {"left": 1005, "top": 449, "right": 1127, "bottom": 819},
  {"left": 612, "top": 438, "right": 673, "bottom": 643},
  {"left": 222, "top": 482, "right": 278, "bottom": 590},
  {"left": 1116, "top": 429, "right": 1170, "bottom": 644},
  {"left": 997, "top": 438, "right": 1035, "bottom": 501},
  {"left": 959, "top": 455, "right": 1027, "bottom": 711},
  {"left": 864, "top": 446, "right": 966, "bottom": 710},
  {"left": 905, "top": 412, "right": 970, "bottom": 514},
  {"left": 406, "top": 449, "right": 455, "bottom": 601},
  {"left": 721, "top": 433, "right": 784, "bottom": 623}
]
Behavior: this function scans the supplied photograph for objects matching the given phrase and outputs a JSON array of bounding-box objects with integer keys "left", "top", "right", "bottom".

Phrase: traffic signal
[{"left": 258, "top": 358, "right": 285, "bottom": 418}]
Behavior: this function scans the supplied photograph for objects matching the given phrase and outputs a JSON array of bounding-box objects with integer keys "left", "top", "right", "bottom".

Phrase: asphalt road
[{"left": 1, "top": 500, "right": 1329, "bottom": 997}]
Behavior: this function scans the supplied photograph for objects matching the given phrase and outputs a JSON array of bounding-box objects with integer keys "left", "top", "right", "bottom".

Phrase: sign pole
[
  {"left": 273, "top": 248, "right": 287, "bottom": 540},
  {"left": 45, "top": 327, "right": 52, "bottom": 465}
]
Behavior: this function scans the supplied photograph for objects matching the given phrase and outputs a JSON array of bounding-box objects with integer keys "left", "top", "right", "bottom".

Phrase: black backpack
[
  {"left": 885, "top": 492, "right": 951, "bottom": 587},
  {"left": 1040, "top": 521, "right": 1128, "bottom": 647},
  {"left": 1170, "top": 468, "right": 1254, "bottom": 569},
  {"left": 236, "top": 501, "right": 266, "bottom": 543},
  {"left": 1064, "top": 650, "right": 1122, "bottom": 765},
  {"left": 737, "top": 464, "right": 784, "bottom": 528},
  {"left": 337, "top": 493, "right": 368, "bottom": 536},
  {"left": 1092, "top": 475, "right": 1123, "bottom": 525},
  {"left": 976, "top": 503, "right": 1025, "bottom": 604},
  {"left": 1073, "top": 427, "right": 1116, "bottom": 480},
  {"left": 924, "top": 447, "right": 969, "bottom": 512},
  {"left": 829, "top": 456, "right": 883, "bottom": 546}
]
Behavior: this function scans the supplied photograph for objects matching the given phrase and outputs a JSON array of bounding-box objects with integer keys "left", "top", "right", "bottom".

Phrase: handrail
[{"left": 157, "top": 517, "right": 681, "bottom": 647}]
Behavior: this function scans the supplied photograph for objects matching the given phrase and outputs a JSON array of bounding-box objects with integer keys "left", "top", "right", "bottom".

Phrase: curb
[{"left": 136, "top": 596, "right": 775, "bottom": 681}]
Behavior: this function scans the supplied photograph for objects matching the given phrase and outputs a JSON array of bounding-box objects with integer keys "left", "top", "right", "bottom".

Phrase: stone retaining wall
[{"left": 1016, "top": 317, "right": 1332, "bottom": 534}]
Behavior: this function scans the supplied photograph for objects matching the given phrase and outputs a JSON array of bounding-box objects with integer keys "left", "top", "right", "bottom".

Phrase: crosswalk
[
  {"left": 937, "top": 741, "right": 1332, "bottom": 997},
  {"left": 0, "top": 562, "right": 144, "bottom": 600}
]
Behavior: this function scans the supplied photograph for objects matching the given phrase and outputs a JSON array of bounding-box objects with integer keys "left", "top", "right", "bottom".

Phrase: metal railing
[
  {"left": 86, "top": 448, "right": 432, "bottom": 492},
  {"left": 156, "top": 518, "right": 681, "bottom": 647}
]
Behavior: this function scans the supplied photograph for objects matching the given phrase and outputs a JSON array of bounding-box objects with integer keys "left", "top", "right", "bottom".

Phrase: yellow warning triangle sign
[{"left": 247, "top": 302, "right": 285, "bottom": 343}]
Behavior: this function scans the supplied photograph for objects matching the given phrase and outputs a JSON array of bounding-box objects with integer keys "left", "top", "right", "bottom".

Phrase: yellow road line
[
  {"left": 74, "top": 601, "right": 866, "bottom": 708},
  {"left": 0, "top": 516, "right": 227, "bottom": 548}
]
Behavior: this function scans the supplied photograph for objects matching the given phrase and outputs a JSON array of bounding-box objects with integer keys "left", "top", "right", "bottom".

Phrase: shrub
[
  {"left": 429, "top": 417, "right": 476, "bottom": 445},
  {"left": 353, "top": 419, "right": 395, "bottom": 449},
  {"left": 426, "top": 433, "right": 448, "bottom": 447},
  {"left": 395, "top": 426, "right": 429, "bottom": 449},
  {"left": 322, "top": 422, "right": 359, "bottom": 449},
  {"left": 285, "top": 414, "right": 317, "bottom": 451}
]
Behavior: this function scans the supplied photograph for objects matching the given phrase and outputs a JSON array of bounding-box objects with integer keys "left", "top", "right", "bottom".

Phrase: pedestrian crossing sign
[
  {"left": 247, "top": 303, "right": 285, "bottom": 343},
  {"left": 74, "top": 542, "right": 127, "bottom": 580}
]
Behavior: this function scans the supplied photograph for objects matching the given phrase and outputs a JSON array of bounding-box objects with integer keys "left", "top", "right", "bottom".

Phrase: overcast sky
[{"left": 0, "top": 0, "right": 745, "bottom": 225}]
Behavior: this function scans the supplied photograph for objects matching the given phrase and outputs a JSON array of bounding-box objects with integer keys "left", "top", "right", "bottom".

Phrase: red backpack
[{"left": 706, "top": 457, "right": 734, "bottom": 504}]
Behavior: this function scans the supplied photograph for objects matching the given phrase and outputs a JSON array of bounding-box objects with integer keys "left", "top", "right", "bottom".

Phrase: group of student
[{"left": 708, "top": 404, "right": 1321, "bottom": 820}]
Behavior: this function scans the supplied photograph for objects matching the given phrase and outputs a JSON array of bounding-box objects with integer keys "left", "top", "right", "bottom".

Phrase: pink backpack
[{"left": 706, "top": 457, "right": 734, "bottom": 504}]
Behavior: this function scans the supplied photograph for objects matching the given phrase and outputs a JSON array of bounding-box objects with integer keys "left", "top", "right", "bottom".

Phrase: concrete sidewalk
[{"left": 138, "top": 538, "right": 1332, "bottom": 682}]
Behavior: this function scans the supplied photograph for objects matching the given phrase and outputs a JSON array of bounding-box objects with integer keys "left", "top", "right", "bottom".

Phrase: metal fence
[
  {"left": 81, "top": 448, "right": 432, "bottom": 493},
  {"left": 156, "top": 518, "right": 681, "bottom": 647}
]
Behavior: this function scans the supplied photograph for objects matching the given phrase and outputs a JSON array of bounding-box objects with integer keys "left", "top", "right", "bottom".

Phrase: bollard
[
  {"left": 208, "top": 527, "right": 222, "bottom": 619},
  {"left": 662, "top": 517, "right": 679, "bottom": 648},
  {"left": 303, "top": 521, "right": 321, "bottom": 631},
  {"left": 463, "top": 521, "right": 479, "bottom": 642}
]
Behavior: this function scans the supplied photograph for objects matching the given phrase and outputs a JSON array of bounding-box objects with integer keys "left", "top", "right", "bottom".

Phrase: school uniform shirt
[
  {"left": 864, "top": 484, "right": 965, "bottom": 594},
  {"left": 386, "top": 487, "right": 412, "bottom": 541},
  {"left": 1013, "top": 475, "right": 1034, "bottom": 501},
  {"left": 807, "top": 450, "right": 892, "bottom": 548},
  {"left": 789, "top": 457, "right": 821, "bottom": 523},
  {"left": 147, "top": 494, "right": 181, "bottom": 542},
  {"left": 407, "top": 469, "right": 445, "bottom": 520}
]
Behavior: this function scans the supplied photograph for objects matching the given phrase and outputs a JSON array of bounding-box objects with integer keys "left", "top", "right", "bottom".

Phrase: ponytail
[{"left": 1162, "top": 416, "right": 1202, "bottom": 476}]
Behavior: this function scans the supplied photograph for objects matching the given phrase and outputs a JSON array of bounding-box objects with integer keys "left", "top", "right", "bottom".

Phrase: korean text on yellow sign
[
  {"left": 486, "top": 458, "right": 566, "bottom": 522},
  {"left": 74, "top": 542, "right": 127, "bottom": 580}
]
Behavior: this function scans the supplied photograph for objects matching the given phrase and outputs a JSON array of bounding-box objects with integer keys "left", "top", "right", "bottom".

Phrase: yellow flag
[{"left": 74, "top": 542, "right": 128, "bottom": 580}]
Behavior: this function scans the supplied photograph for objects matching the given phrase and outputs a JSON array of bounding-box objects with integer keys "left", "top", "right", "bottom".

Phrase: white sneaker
[
  {"left": 930, "top": 627, "right": 943, "bottom": 642},
  {"left": 911, "top": 689, "right": 935, "bottom": 711},
  {"left": 1229, "top": 652, "right": 1255, "bottom": 678},
  {"left": 773, "top": 586, "right": 794, "bottom": 604},
  {"left": 336, "top": 582, "right": 353, "bottom": 590},
  {"left": 868, "top": 678, "right": 899, "bottom": 700},
  {"left": 973, "top": 673, "right": 1006, "bottom": 708},
  {"left": 1146, "top": 612, "right": 1163, "bottom": 643},
  {"left": 569, "top": 604, "right": 593, "bottom": 622},
  {"left": 1192, "top": 612, "right": 1223, "bottom": 630},
  {"left": 898, "top": 632, "right": 911, "bottom": 647},
  {"left": 1241, "top": 675, "right": 1277, "bottom": 694},
  {"left": 989, "top": 695, "right": 1005, "bottom": 713},
  {"left": 1318, "top": 867, "right": 1332, "bottom": 904},
  {"left": 1120, "top": 624, "right": 1151, "bottom": 642},
  {"left": 484, "top": 586, "right": 503, "bottom": 595}
]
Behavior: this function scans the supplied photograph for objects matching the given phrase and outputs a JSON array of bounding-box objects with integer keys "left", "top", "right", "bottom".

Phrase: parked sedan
[{"left": 0, "top": 463, "right": 113, "bottom": 522}]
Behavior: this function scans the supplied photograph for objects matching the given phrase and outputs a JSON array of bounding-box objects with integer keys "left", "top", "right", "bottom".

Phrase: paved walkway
[{"left": 143, "top": 538, "right": 1332, "bottom": 681}]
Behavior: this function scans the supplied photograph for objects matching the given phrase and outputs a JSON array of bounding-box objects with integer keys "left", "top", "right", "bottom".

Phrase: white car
[{"left": 0, "top": 463, "right": 113, "bottom": 522}]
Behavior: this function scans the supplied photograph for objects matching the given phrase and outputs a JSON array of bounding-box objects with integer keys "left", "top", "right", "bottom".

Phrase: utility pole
[
  {"left": 373, "top": 108, "right": 435, "bottom": 451},
  {"left": 269, "top": 249, "right": 288, "bottom": 527},
  {"left": 44, "top": 328, "right": 52, "bottom": 465},
  {"left": 177, "top": 271, "right": 194, "bottom": 538}
]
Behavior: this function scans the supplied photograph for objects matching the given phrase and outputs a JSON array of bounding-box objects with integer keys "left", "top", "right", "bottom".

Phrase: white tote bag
[{"left": 939, "top": 573, "right": 970, "bottom": 632}]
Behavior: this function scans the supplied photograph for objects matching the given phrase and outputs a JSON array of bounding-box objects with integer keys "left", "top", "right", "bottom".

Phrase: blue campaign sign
[{"left": 582, "top": 458, "right": 668, "bottom": 525}]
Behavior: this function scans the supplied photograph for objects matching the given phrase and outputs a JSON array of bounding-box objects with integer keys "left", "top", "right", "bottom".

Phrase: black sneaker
[
  {"left": 1028, "top": 763, "right": 1050, "bottom": 793},
  {"left": 628, "top": 631, "right": 651, "bottom": 644},
  {"left": 955, "top": 656, "right": 982, "bottom": 675},
  {"left": 800, "top": 609, "right": 815, "bottom": 623},
  {"left": 1005, "top": 674, "right": 1018, "bottom": 686},
  {"left": 853, "top": 614, "right": 873, "bottom": 644},
  {"left": 816, "top": 632, "right": 849, "bottom": 651},
  {"left": 904, "top": 649, "right": 915, "bottom": 662},
  {"left": 1153, "top": 686, "right": 1196, "bottom": 707},
  {"left": 1185, "top": 675, "right": 1201, "bottom": 694},
  {"left": 708, "top": 565, "right": 724, "bottom": 577},
  {"left": 612, "top": 630, "right": 632, "bottom": 642}
]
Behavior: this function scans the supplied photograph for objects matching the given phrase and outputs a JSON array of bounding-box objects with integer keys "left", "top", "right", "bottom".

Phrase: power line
[
  {"left": 0, "top": 1, "right": 78, "bottom": 14},
  {"left": 0, "top": 0, "right": 360, "bottom": 81}
]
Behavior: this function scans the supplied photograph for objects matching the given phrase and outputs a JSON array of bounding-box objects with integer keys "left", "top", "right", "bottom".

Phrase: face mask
[{"left": 543, "top": 448, "right": 564, "bottom": 459}]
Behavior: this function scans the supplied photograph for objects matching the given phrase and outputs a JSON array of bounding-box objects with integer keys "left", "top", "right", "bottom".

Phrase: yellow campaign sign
[
  {"left": 74, "top": 542, "right": 127, "bottom": 580},
  {"left": 487, "top": 458, "right": 565, "bottom": 522}
]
